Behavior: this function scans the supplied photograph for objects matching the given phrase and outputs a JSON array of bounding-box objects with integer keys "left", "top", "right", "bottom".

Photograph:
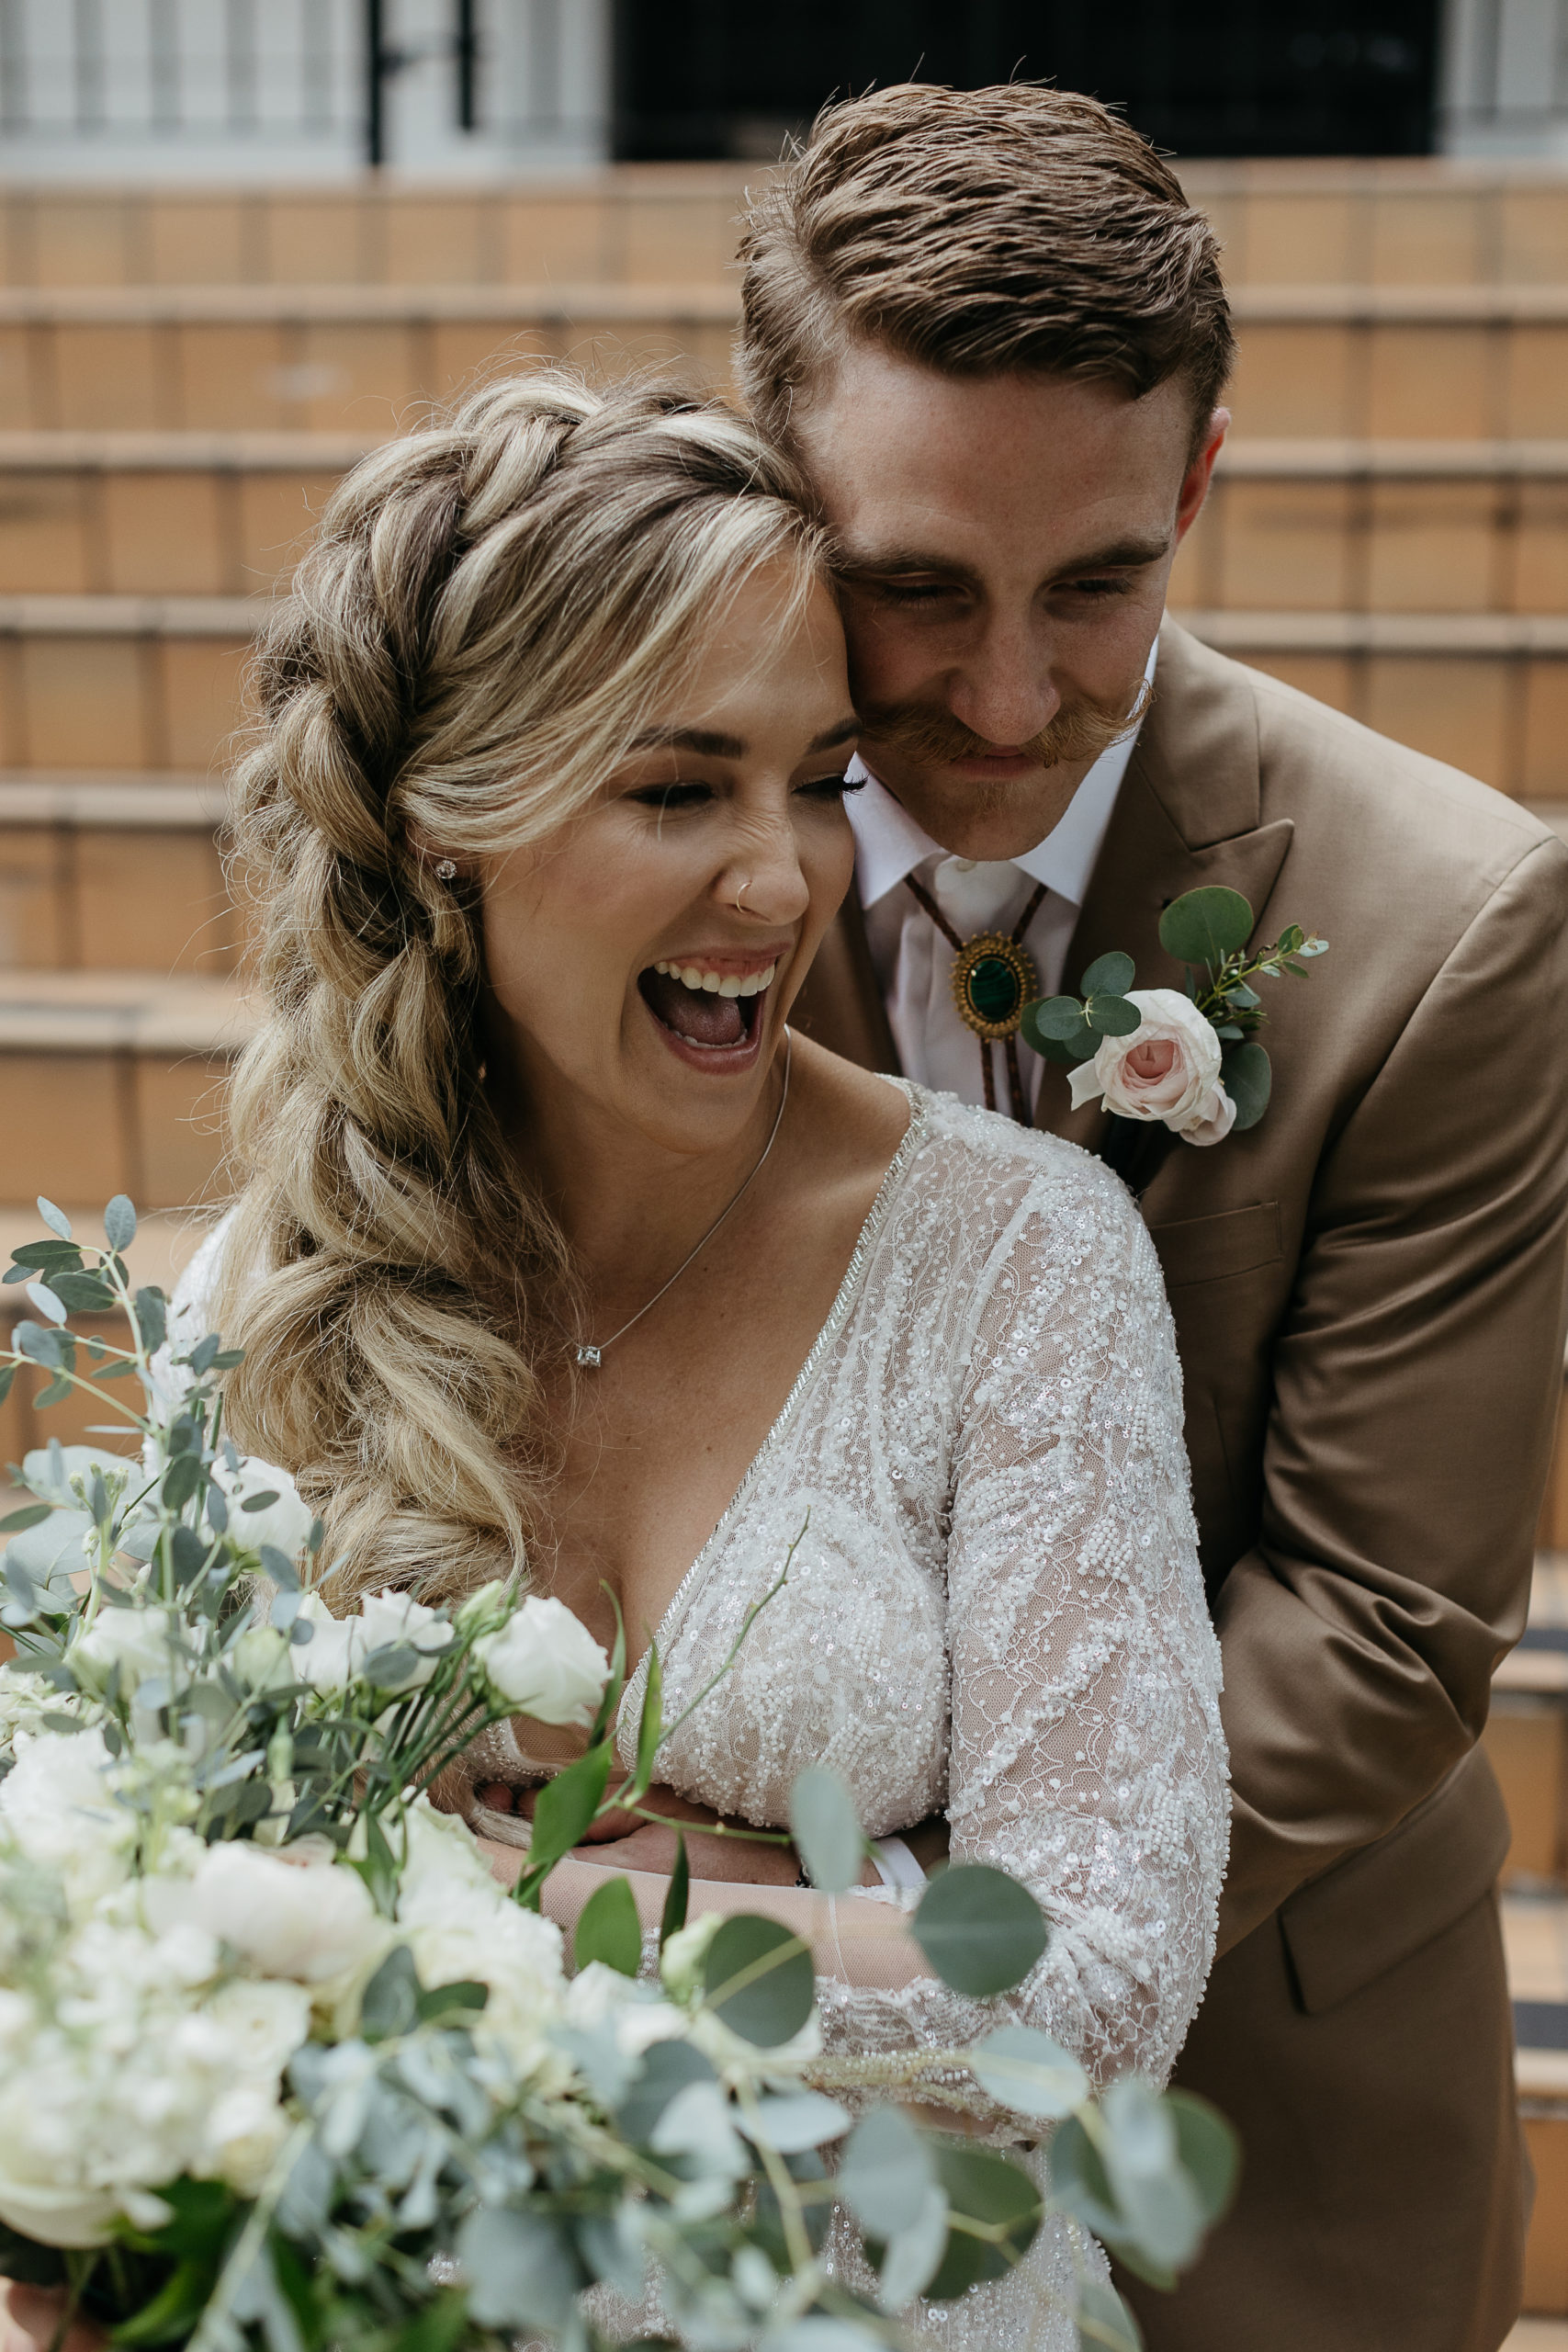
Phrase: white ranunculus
[
  {"left": 476, "top": 1596, "right": 610, "bottom": 1727},
  {"left": 229, "top": 1624, "right": 296, "bottom": 1694},
  {"left": 69, "top": 1606, "right": 178, "bottom": 1696},
  {"left": 564, "top": 1962, "right": 688, "bottom": 2058},
  {"left": 212, "top": 1456, "right": 314, "bottom": 1566},
  {"left": 144, "top": 1840, "right": 386, "bottom": 1984},
  {"left": 1067, "top": 987, "right": 1235, "bottom": 1147},
  {"left": 356, "top": 1589, "right": 455, "bottom": 1690}
]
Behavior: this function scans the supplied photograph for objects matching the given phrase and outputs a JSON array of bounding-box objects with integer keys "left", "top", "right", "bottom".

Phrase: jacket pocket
[
  {"left": 1148, "top": 1200, "right": 1282, "bottom": 1291},
  {"left": 1278, "top": 1745, "right": 1511, "bottom": 2014}
]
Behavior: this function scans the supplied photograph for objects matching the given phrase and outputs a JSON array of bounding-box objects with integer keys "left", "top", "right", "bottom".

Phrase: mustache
[{"left": 856, "top": 677, "right": 1153, "bottom": 773}]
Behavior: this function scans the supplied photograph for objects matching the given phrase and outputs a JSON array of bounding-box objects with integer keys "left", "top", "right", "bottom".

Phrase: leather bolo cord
[{"left": 904, "top": 876, "right": 1047, "bottom": 1124}]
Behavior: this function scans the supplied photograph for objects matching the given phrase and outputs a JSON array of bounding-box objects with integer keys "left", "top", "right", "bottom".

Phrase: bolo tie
[{"left": 903, "top": 875, "right": 1047, "bottom": 1124}]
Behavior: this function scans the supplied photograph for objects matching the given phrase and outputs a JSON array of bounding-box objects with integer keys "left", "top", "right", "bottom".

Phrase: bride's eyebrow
[{"left": 629, "top": 724, "right": 747, "bottom": 755}]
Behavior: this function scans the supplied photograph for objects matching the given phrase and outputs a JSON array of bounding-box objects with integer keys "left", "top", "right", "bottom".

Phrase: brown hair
[
  {"left": 217, "top": 368, "right": 825, "bottom": 1610},
  {"left": 737, "top": 82, "right": 1233, "bottom": 457}
]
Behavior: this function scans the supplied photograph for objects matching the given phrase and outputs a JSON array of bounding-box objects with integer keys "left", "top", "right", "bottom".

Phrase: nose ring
[{"left": 734, "top": 876, "right": 751, "bottom": 910}]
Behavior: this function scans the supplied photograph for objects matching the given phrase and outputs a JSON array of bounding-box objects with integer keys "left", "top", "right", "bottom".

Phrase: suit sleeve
[{"left": 1216, "top": 831, "right": 1568, "bottom": 1951}]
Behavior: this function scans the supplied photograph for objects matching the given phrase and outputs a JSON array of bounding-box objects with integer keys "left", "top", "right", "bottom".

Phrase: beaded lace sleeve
[{"left": 818, "top": 1163, "right": 1226, "bottom": 2099}]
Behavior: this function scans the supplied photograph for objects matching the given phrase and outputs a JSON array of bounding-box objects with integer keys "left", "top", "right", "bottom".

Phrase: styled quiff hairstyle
[
  {"left": 737, "top": 82, "right": 1233, "bottom": 454},
  {"left": 217, "top": 369, "right": 825, "bottom": 1610}
]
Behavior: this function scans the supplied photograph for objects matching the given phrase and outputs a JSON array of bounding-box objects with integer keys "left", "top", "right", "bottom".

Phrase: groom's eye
[
  {"left": 797, "top": 772, "right": 863, "bottom": 799},
  {"left": 1057, "top": 574, "right": 1135, "bottom": 600}
]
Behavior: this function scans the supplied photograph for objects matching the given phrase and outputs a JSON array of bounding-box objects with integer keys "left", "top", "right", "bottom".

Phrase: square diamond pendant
[{"left": 575, "top": 1344, "right": 603, "bottom": 1369}]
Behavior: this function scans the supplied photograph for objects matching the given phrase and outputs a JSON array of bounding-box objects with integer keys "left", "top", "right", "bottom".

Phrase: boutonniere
[{"left": 1021, "top": 887, "right": 1328, "bottom": 1148}]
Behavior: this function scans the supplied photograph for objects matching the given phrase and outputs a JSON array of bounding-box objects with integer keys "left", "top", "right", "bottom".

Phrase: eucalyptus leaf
[
  {"left": 1100, "top": 2079, "right": 1205, "bottom": 2271},
  {"left": 528, "top": 1741, "right": 613, "bottom": 1874},
  {"left": 574, "top": 1873, "right": 642, "bottom": 1977},
  {"left": 616, "top": 2038, "right": 715, "bottom": 2143},
  {"left": 36, "top": 1198, "right": 72, "bottom": 1242},
  {"left": 789, "top": 1762, "right": 863, "bottom": 1895},
  {"left": 911, "top": 1864, "right": 1048, "bottom": 1996},
  {"left": 970, "top": 2024, "right": 1088, "bottom": 2119},
  {"left": 741, "top": 2091, "right": 851, "bottom": 2154},
  {"left": 457, "top": 2207, "right": 584, "bottom": 2334},
  {"left": 103, "top": 1195, "right": 137, "bottom": 1253},
  {"left": 1157, "top": 886, "right": 1253, "bottom": 969},
  {"left": 1083, "top": 994, "right": 1141, "bottom": 1038},
  {"left": 660, "top": 1830, "right": 689, "bottom": 1949},
  {"left": 838, "top": 2105, "right": 935, "bottom": 2240},
  {"left": 1027, "top": 995, "right": 1091, "bottom": 1043},
  {"left": 133, "top": 1287, "right": 166, "bottom": 1355},
  {"left": 1167, "top": 2089, "right": 1240, "bottom": 2223},
  {"left": 360, "top": 1946, "right": 422, "bottom": 2042},
  {"left": 635, "top": 1640, "right": 663, "bottom": 1792},
  {"left": 1079, "top": 951, "right": 1135, "bottom": 998},
  {"left": 1221, "top": 1041, "right": 1271, "bottom": 1132},
  {"left": 161, "top": 1452, "right": 204, "bottom": 1512},
  {"left": 701, "top": 1914, "right": 815, "bottom": 2047},
  {"left": 15, "top": 1322, "right": 67, "bottom": 1369},
  {"left": 0, "top": 1504, "right": 51, "bottom": 1533},
  {"left": 44, "top": 1272, "right": 113, "bottom": 1313},
  {"left": 1077, "top": 2278, "right": 1144, "bottom": 2351},
  {"left": 876, "top": 2183, "right": 950, "bottom": 2312},
  {"left": 1226, "top": 982, "right": 1260, "bottom": 1011},
  {"left": 925, "top": 2143, "right": 1043, "bottom": 2301}
]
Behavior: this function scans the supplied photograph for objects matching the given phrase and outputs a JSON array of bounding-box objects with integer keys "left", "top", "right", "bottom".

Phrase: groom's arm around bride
[{"left": 758, "top": 81, "right": 1568, "bottom": 2352}]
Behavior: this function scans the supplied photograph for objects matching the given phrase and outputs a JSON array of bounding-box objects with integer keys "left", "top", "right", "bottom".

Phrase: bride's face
[{"left": 479, "top": 565, "right": 859, "bottom": 1159}]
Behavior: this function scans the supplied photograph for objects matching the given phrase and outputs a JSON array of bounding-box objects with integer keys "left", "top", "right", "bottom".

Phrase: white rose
[
  {"left": 356, "top": 1589, "right": 455, "bottom": 1690},
  {"left": 476, "top": 1597, "right": 610, "bottom": 1726},
  {"left": 290, "top": 1591, "right": 364, "bottom": 1691},
  {"left": 144, "top": 1840, "right": 386, "bottom": 1984},
  {"left": 1067, "top": 988, "right": 1235, "bottom": 1147},
  {"left": 69, "top": 1604, "right": 178, "bottom": 1697},
  {"left": 212, "top": 1456, "right": 314, "bottom": 1566},
  {"left": 230, "top": 1624, "right": 296, "bottom": 1694}
]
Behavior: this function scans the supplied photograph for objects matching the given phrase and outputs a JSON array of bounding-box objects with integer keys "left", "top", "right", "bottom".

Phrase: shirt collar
[{"left": 848, "top": 634, "right": 1158, "bottom": 911}]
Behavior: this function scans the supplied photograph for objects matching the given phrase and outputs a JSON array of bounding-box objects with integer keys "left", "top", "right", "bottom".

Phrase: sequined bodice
[{"left": 611, "top": 1086, "right": 1227, "bottom": 2105}]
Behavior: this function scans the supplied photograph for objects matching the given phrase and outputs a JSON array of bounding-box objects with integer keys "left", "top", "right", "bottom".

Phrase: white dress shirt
[{"left": 846, "top": 640, "right": 1157, "bottom": 1114}]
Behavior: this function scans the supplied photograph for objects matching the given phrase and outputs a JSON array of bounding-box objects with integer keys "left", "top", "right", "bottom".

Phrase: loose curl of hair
[{"left": 215, "top": 369, "right": 826, "bottom": 1610}]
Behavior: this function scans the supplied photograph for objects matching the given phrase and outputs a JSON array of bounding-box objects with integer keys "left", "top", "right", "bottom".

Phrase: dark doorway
[{"left": 611, "top": 2, "right": 1440, "bottom": 163}]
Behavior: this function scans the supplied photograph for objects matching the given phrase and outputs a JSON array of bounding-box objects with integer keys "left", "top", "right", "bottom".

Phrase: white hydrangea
[{"left": 394, "top": 1798, "right": 566, "bottom": 2078}]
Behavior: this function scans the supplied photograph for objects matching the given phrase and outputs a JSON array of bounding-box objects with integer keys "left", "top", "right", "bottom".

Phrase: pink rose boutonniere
[{"left": 1021, "top": 886, "right": 1328, "bottom": 1150}]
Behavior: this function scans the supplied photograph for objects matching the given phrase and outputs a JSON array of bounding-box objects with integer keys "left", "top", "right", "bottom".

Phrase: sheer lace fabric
[{"left": 175, "top": 1086, "right": 1227, "bottom": 2350}]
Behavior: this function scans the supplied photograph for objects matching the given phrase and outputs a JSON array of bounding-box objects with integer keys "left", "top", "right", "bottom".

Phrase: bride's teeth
[
  {"left": 717, "top": 975, "right": 742, "bottom": 998},
  {"left": 701, "top": 971, "right": 720, "bottom": 991},
  {"left": 681, "top": 966, "right": 703, "bottom": 989}
]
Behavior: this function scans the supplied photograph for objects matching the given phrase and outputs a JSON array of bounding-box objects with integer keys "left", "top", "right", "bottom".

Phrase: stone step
[
  {"left": 0, "top": 591, "right": 1560, "bottom": 794},
  {"left": 0, "top": 773, "right": 234, "bottom": 973},
  {"left": 0, "top": 282, "right": 739, "bottom": 435},
  {"left": 0, "top": 282, "right": 1564, "bottom": 436},
  {"left": 1172, "top": 438, "right": 1568, "bottom": 617},
  {"left": 0, "top": 163, "right": 1565, "bottom": 294},
  {"left": 8, "top": 430, "right": 1568, "bottom": 607},
  {"left": 0, "top": 967, "right": 255, "bottom": 1213},
  {"left": 0, "top": 430, "right": 375, "bottom": 596}
]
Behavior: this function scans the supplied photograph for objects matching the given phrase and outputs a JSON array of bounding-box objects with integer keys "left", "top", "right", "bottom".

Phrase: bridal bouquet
[
  {"left": 1023, "top": 885, "right": 1328, "bottom": 1148},
  {"left": 0, "top": 1196, "right": 1236, "bottom": 2352}
]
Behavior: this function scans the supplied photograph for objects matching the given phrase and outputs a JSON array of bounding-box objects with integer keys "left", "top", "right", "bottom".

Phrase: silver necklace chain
[{"left": 573, "top": 1031, "right": 793, "bottom": 1369}]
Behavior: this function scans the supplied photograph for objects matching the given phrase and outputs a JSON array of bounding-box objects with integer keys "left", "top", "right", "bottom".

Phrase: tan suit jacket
[{"left": 794, "top": 621, "right": 1568, "bottom": 2351}]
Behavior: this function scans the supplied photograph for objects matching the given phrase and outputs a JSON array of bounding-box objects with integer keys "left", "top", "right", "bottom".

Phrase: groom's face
[{"left": 794, "top": 349, "right": 1225, "bottom": 860}]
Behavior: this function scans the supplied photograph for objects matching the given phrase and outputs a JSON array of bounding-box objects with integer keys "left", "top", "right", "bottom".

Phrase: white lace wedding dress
[{"left": 176, "top": 1082, "right": 1227, "bottom": 2350}]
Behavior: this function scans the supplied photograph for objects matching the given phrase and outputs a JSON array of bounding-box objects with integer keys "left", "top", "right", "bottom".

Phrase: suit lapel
[{"left": 1037, "top": 622, "right": 1294, "bottom": 1159}]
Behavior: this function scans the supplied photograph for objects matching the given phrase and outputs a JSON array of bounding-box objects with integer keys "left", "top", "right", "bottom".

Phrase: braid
[{"left": 216, "top": 369, "right": 822, "bottom": 1607}]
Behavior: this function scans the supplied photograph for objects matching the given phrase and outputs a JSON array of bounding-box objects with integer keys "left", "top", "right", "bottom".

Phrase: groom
[{"left": 741, "top": 82, "right": 1568, "bottom": 2351}]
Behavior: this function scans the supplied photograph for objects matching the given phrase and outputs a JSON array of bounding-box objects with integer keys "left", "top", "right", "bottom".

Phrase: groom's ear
[{"left": 1176, "top": 407, "right": 1231, "bottom": 543}]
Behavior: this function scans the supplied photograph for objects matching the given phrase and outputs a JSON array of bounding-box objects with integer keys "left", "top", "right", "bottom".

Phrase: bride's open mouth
[{"left": 637, "top": 954, "right": 780, "bottom": 1069}]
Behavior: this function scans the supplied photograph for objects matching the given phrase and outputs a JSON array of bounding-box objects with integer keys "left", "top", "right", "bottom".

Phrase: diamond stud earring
[{"left": 434, "top": 859, "right": 457, "bottom": 882}]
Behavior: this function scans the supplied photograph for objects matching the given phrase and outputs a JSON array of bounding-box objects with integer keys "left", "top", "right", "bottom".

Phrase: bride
[{"left": 178, "top": 369, "right": 1225, "bottom": 2346}]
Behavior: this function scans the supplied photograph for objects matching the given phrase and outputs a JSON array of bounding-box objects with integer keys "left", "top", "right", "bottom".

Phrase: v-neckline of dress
[{"left": 616, "top": 1081, "right": 929, "bottom": 1749}]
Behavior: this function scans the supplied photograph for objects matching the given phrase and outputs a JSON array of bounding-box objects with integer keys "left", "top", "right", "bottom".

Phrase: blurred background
[{"left": 1, "top": 6, "right": 1568, "bottom": 2334}]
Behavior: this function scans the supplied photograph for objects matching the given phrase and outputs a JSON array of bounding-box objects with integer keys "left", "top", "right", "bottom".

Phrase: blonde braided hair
[{"left": 216, "top": 369, "right": 825, "bottom": 1607}]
